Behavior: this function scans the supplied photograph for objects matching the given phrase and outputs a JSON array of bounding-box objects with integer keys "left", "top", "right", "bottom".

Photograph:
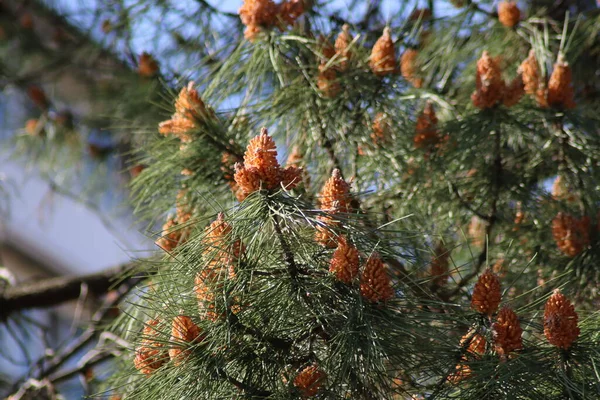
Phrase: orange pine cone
[
  {"left": 502, "top": 74, "right": 524, "bottom": 107},
  {"left": 317, "top": 63, "right": 341, "bottom": 98},
  {"left": 430, "top": 243, "right": 449, "bottom": 287},
  {"left": 277, "top": 0, "right": 304, "bottom": 26},
  {"left": 360, "top": 253, "right": 394, "bottom": 302},
  {"left": 371, "top": 112, "right": 391, "bottom": 146},
  {"left": 155, "top": 216, "right": 190, "bottom": 252},
  {"left": 518, "top": 50, "right": 540, "bottom": 96},
  {"left": 492, "top": 307, "right": 523, "bottom": 356},
  {"left": 169, "top": 315, "right": 203, "bottom": 365},
  {"left": 551, "top": 176, "right": 577, "bottom": 202},
  {"left": 314, "top": 215, "right": 338, "bottom": 248},
  {"left": 547, "top": 54, "right": 576, "bottom": 109},
  {"left": 551, "top": 212, "right": 590, "bottom": 257},
  {"left": 138, "top": 52, "right": 159, "bottom": 77},
  {"left": 450, "top": 329, "right": 486, "bottom": 382},
  {"left": 471, "top": 269, "right": 502, "bottom": 316},
  {"left": 329, "top": 236, "right": 360, "bottom": 284},
  {"left": 239, "top": 0, "right": 278, "bottom": 30},
  {"left": 318, "top": 35, "right": 336, "bottom": 61},
  {"left": 414, "top": 101, "right": 439, "bottom": 150},
  {"left": 543, "top": 289, "right": 580, "bottom": 349},
  {"left": 318, "top": 169, "right": 351, "bottom": 213},
  {"left": 294, "top": 364, "right": 326, "bottom": 397},
  {"left": 471, "top": 51, "right": 505, "bottom": 109},
  {"left": 134, "top": 319, "right": 168, "bottom": 375},
  {"left": 400, "top": 49, "right": 423, "bottom": 88},
  {"left": 370, "top": 27, "right": 396, "bottom": 77},
  {"left": 334, "top": 24, "right": 353, "bottom": 70},
  {"left": 497, "top": 1, "right": 520, "bottom": 28}
]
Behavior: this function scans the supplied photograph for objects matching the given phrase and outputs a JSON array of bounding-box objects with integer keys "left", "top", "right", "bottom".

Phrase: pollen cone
[
  {"left": 543, "top": 289, "right": 580, "bottom": 349},
  {"left": 471, "top": 51, "right": 505, "bottom": 109},
  {"left": 492, "top": 307, "right": 523, "bottom": 356},
  {"left": 134, "top": 319, "right": 168, "bottom": 375},
  {"left": 360, "top": 253, "right": 394, "bottom": 302},
  {"left": 169, "top": 315, "right": 203, "bottom": 365},
  {"left": 370, "top": 27, "right": 396, "bottom": 76},
  {"left": 294, "top": 364, "right": 326, "bottom": 397},
  {"left": 471, "top": 269, "right": 501, "bottom": 316},
  {"left": 329, "top": 236, "right": 359, "bottom": 283}
]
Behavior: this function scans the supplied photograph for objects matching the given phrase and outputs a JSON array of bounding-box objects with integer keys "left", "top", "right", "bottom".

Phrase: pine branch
[{"left": 0, "top": 263, "right": 135, "bottom": 318}]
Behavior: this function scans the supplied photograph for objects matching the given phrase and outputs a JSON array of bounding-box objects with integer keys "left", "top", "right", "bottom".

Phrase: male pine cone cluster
[
  {"left": 239, "top": 0, "right": 304, "bottom": 41},
  {"left": 471, "top": 51, "right": 524, "bottom": 109}
]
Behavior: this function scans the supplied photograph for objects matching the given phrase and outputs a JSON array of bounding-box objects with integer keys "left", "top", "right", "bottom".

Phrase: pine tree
[{"left": 3, "top": 0, "right": 600, "bottom": 399}]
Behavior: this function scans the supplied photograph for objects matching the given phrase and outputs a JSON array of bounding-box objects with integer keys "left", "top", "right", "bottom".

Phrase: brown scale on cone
[
  {"left": 471, "top": 269, "right": 501, "bottom": 316},
  {"left": 543, "top": 289, "right": 580, "bottom": 349},
  {"left": 400, "top": 49, "right": 423, "bottom": 88},
  {"left": 329, "top": 236, "right": 360, "bottom": 284},
  {"left": 138, "top": 52, "right": 159, "bottom": 77},
  {"left": 430, "top": 243, "right": 449, "bottom": 287},
  {"left": 317, "top": 63, "right": 341, "bottom": 98},
  {"left": 471, "top": 51, "right": 505, "bottom": 109},
  {"left": 195, "top": 214, "right": 243, "bottom": 320},
  {"left": 233, "top": 128, "right": 302, "bottom": 200},
  {"left": 497, "top": 1, "right": 520, "bottom": 28},
  {"left": 414, "top": 101, "right": 439, "bottom": 150},
  {"left": 547, "top": 55, "right": 576, "bottom": 109},
  {"left": 492, "top": 307, "right": 523, "bottom": 356},
  {"left": 334, "top": 24, "right": 353, "bottom": 70},
  {"left": 551, "top": 212, "right": 590, "bottom": 257},
  {"left": 519, "top": 50, "right": 540, "bottom": 96},
  {"left": 134, "top": 319, "right": 168, "bottom": 375},
  {"left": 360, "top": 253, "right": 394, "bottom": 302},
  {"left": 370, "top": 27, "right": 396, "bottom": 77},
  {"left": 502, "top": 74, "right": 524, "bottom": 107},
  {"left": 371, "top": 112, "right": 392, "bottom": 146},
  {"left": 168, "top": 315, "right": 204, "bottom": 365},
  {"left": 294, "top": 364, "right": 326, "bottom": 397}
]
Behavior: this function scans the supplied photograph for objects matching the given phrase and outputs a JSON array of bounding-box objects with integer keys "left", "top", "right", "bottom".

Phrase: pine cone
[
  {"left": 450, "top": 329, "right": 486, "bottom": 382},
  {"left": 471, "top": 269, "right": 501, "bottom": 316},
  {"left": 502, "top": 74, "right": 524, "bottom": 107},
  {"left": 414, "top": 101, "right": 439, "bottom": 150},
  {"left": 370, "top": 27, "right": 396, "bottom": 77},
  {"left": 430, "top": 243, "right": 449, "bottom": 287},
  {"left": 133, "top": 319, "right": 168, "bottom": 375},
  {"left": 317, "top": 169, "right": 351, "bottom": 214},
  {"left": 543, "top": 289, "right": 580, "bottom": 349},
  {"left": 234, "top": 128, "right": 302, "bottom": 200},
  {"left": 329, "top": 236, "right": 360, "bottom": 283},
  {"left": 317, "top": 63, "right": 341, "bottom": 98},
  {"left": 547, "top": 54, "right": 576, "bottom": 109},
  {"left": 138, "top": 52, "right": 159, "bottom": 77},
  {"left": 492, "top": 307, "right": 523, "bottom": 356},
  {"left": 518, "top": 50, "right": 540, "bottom": 96},
  {"left": 471, "top": 51, "right": 505, "bottom": 109},
  {"left": 294, "top": 364, "right": 326, "bottom": 397},
  {"left": 400, "top": 49, "right": 423, "bottom": 88},
  {"left": 371, "top": 112, "right": 391, "bottom": 146},
  {"left": 551, "top": 212, "right": 590, "bottom": 257},
  {"left": 169, "top": 315, "right": 203, "bottom": 365},
  {"left": 497, "top": 1, "right": 520, "bottom": 28},
  {"left": 551, "top": 176, "right": 577, "bottom": 202},
  {"left": 360, "top": 253, "right": 394, "bottom": 302},
  {"left": 278, "top": 0, "right": 304, "bottom": 26},
  {"left": 239, "top": 0, "right": 278, "bottom": 30},
  {"left": 315, "top": 215, "right": 338, "bottom": 248},
  {"left": 334, "top": 24, "right": 353, "bottom": 70},
  {"left": 318, "top": 35, "right": 336, "bottom": 61},
  {"left": 155, "top": 216, "right": 190, "bottom": 252}
]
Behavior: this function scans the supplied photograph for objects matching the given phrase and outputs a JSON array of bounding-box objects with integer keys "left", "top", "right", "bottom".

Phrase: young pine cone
[
  {"left": 370, "top": 27, "right": 396, "bottom": 77},
  {"left": 317, "top": 63, "right": 341, "bottom": 98},
  {"left": 317, "top": 169, "right": 352, "bottom": 214},
  {"left": 315, "top": 215, "right": 338, "bottom": 248},
  {"left": 155, "top": 216, "right": 190, "bottom": 252},
  {"left": 414, "top": 101, "right": 439, "bottom": 150},
  {"left": 400, "top": 49, "right": 423, "bottom": 88},
  {"left": 169, "top": 315, "right": 203, "bottom": 365},
  {"left": 430, "top": 243, "right": 449, "bottom": 287},
  {"left": 134, "top": 319, "right": 168, "bottom": 375},
  {"left": 551, "top": 212, "right": 590, "bottom": 257},
  {"left": 294, "top": 364, "right": 326, "bottom": 397},
  {"left": 329, "top": 236, "right": 360, "bottom": 284},
  {"left": 450, "top": 329, "right": 486, "bottom": 382},
  {"left": 471, "top": 269, "right": 502, "bottom": 316},
  {"left": 471, "top": 51, "right": 505, "bottom": 109},
  {"left": 138, "top": 52, "right": 159, "bottom": 77},
  {"left": 543, "top": 289, "right": 580, "bottom": 349},
  {"left": 360, "top": 253, "right": 394, "bottom": 302},
  {"left": 547, "top": 54, "right": 576, "bottom": 109},
  {"left": 334, "top": 24, "right": 353, "bottom": 70},
  {"left": 371, "top": 112, "right": 392, "bottom": 146},
  {"left": 492, "top": 307, "right": 523, "bottom": 356},
  {"left": 497, "top": 1, "right": 521, "bottom": 28},
  {"left": 518, "top": 50, "right": 540, "bottom": 96},
  {"left": 239, "top": 0, "right": 278, "bottom": 40},
  {"left": 233, "top": 128, "right": 302, "bottom": 200}
]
